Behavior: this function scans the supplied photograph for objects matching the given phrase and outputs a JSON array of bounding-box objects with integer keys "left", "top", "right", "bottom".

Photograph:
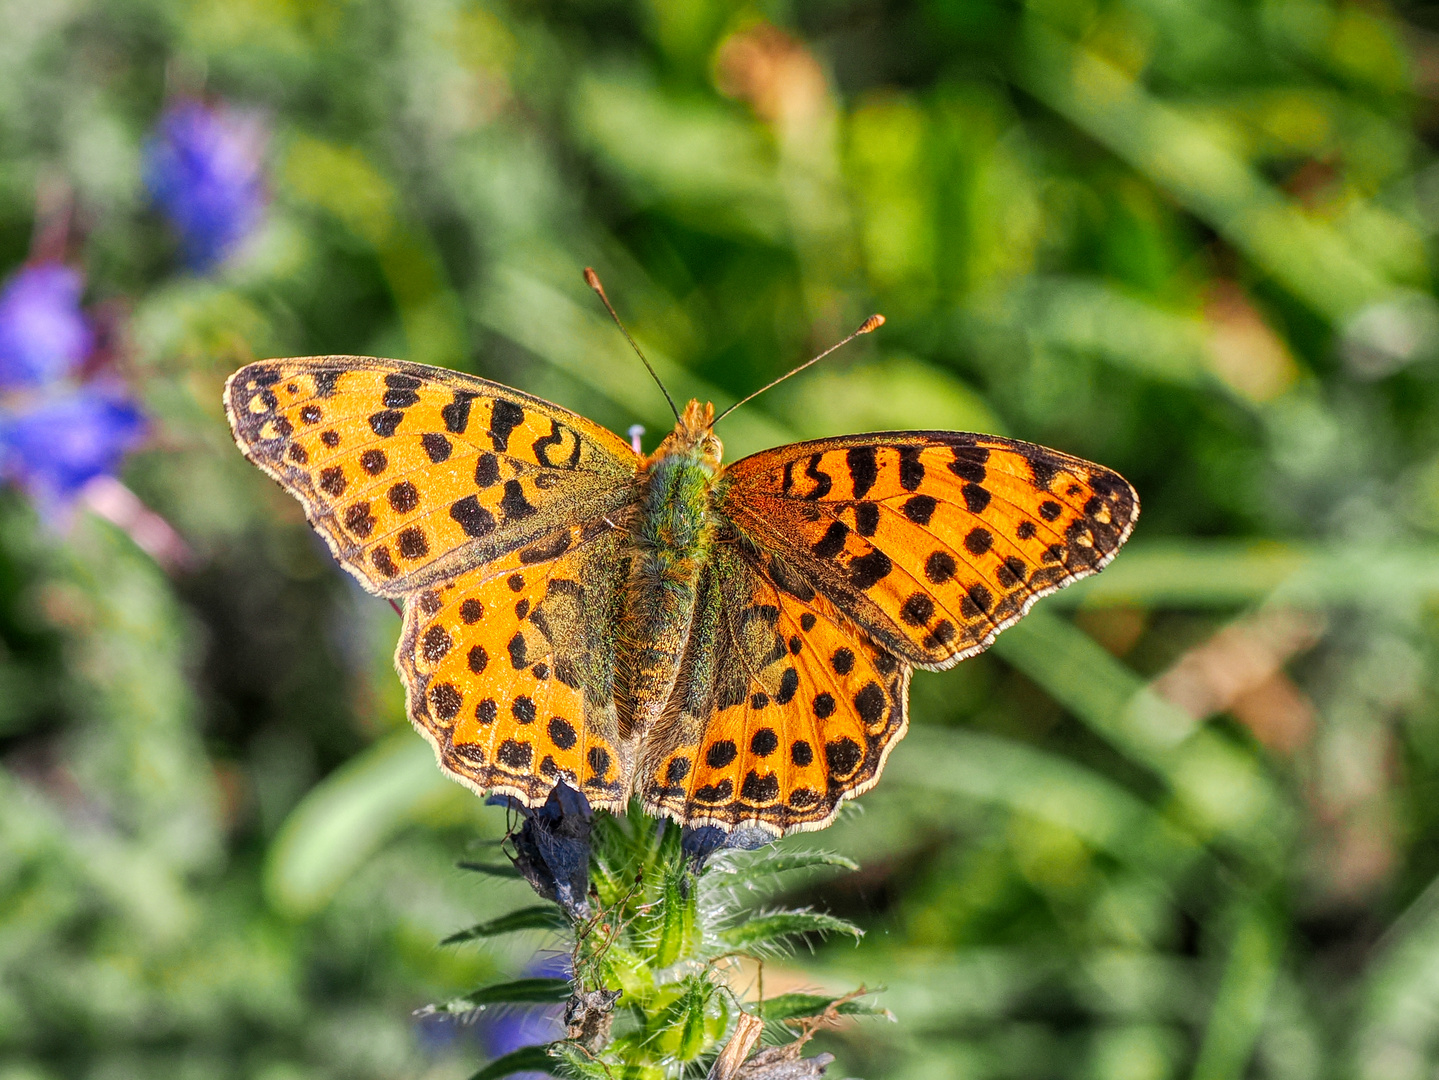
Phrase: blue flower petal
[
  {"left": 0, "top": 264, "right": 91, "bottom": 389},
  {"left": 144, "top": 100, "right": 268, "bottom": 272},
  {"left": 0, "top": 388, "right": 145, "bottom": 510}
]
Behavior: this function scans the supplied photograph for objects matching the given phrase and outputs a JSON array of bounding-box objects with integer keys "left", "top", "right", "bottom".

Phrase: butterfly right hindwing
[{"left": 640, "top": 544, "right": 909, "bottom": 836}]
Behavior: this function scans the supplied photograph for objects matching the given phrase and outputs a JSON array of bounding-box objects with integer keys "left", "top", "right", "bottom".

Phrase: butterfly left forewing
[
  {"left": 225, "top": 357, "right": 637, "bottom": 595},
  {"left": 718, "top": 433, "right": 1138, "bottom": 670},
  {"left": 640, "top": 545, "right": 909, "bottom": 837},
  {"left": 399, "top": 520, "right": 630, "bottom": 810}
]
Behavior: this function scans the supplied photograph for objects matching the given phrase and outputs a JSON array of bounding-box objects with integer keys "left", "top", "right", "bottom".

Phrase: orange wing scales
[
  {"left": 228, "top": 352, "right": 1140, "bottom": 843},
  {"left": 719, "top": 433, "right": 1139, "bottom": 670},
  {"left": 224, "top": 358, "right": 636, "bottom": 595},
  {"left": 398, "top": 522, "right": 629, "bottom": 810},
  {"left": 639, "top": 548, "right": 909, "bottom": 836}
]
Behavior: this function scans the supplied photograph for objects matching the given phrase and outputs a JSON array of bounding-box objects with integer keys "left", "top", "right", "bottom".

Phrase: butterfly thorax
[{"left": 617, "top": 401, "right": 724, "bottom": 748}]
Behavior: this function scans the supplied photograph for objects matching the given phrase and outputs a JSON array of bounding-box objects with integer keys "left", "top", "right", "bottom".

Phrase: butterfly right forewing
[{"left": 719, "top": 433, "right": 1138, "bottom": 669}]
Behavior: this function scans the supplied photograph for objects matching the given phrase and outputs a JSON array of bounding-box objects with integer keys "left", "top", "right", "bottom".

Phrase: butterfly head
[{"left": 644, "top": 399, "right": 724, "bottom": 471}]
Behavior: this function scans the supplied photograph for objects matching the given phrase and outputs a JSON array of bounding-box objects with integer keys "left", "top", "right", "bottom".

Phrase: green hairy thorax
[{"left": 619, "top": 401, "right": 725, "bottom": 736}]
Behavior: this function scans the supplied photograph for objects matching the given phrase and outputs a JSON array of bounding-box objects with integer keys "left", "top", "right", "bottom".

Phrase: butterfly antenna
[
  {"left": 584, "top": 268, "right": 681, "bottom": 423},
  {"left": 713, "top": 314, "right": 885, "bottom": 425}
]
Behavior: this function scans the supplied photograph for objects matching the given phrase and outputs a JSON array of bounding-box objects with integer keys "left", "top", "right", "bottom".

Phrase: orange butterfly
[{"left": 225, "top": 274, "right": 1138, "bottom": 843}]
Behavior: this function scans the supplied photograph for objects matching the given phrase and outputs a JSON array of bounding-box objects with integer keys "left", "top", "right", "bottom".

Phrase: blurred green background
[{"left": 6, "top": 0, "right": 1439, "bottom": 1077}]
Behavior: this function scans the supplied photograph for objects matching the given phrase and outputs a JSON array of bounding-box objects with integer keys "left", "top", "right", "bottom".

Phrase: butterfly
[{"left": 224, "top": 279, "right": 1138, "bottom": 843}]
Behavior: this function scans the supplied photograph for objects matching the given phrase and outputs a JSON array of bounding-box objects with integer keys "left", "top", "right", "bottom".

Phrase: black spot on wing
[
  {"left": 369, "top": 410, "right": 404, "bottom": 437},
  {"left": 903, "top": 495, "right": 936, "bottom": 525},
  {"left": 803, "top": 453, "right": 832, "bottom": 500},
  {"left": 320, "top": 467, "right": 347, "bottom": 496},
  {"left": 962, "top": 483, "right": 991, "bottom": 513},
  {"left": 948, "top": 444, "right": 989, "bottom": 483},
  {"left": 898, "top": 446, "right": 924, "bottom": 491},
  {"left": 397, "top": 527, "right": 429, "bottom": 559},
  {"left": 450, "top": 496, "right": 496, "bottom": 537},
  {"left": 474, "top": 453, "right": 500, "bottom": 488},
  {"left": 489, "top": 400, "right": 524, "bottom": 452},
  {"left": 499, "top": 480, "right": 537, "bottom": 522},
  {"left": 519, "top": 531, "right": 572, "bottom": 565},
  {"left": 422, "top": 433, "right": 452, "bottom": 462},
  {"left": 849, "top": 549, "right": 892, "bottom": 589},
  {"left": 812, "top": 520, "right": 848, "bottom": 559},
  {"left": 846, "top": 446, "right": 879, "bottom": 499},
  {"left": 964, "top": 528, "right": 993, "bottom": 555},
  {"left": 383, "top": 388, "right": 419, "bottom": 408},
  {"left": 442, "top": 392, "right": 476, "bottom": 434}
]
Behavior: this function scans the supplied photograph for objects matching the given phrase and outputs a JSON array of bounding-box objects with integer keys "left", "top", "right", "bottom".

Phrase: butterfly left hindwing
[{"left": 399, "top": 520, "right": 631, "bottom": 810}]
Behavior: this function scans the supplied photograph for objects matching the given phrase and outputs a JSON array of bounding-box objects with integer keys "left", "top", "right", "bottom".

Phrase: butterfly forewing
[
  {"left": 718, "top": 433, "right": 1139, "bottom": 669},
  {"left": 641, "top": 546, "right": 909, "bottom": 835},
  {"left": 225, "top": 357, "right": 637, "bottom": 595},
  {"left": 399, "top": 521, "right": 630, "bottom": 810}
]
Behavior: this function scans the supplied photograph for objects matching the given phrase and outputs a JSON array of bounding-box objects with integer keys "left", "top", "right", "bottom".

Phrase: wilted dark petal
[{"left": 489, "top": 781, "right": 593, "bottom": 916}]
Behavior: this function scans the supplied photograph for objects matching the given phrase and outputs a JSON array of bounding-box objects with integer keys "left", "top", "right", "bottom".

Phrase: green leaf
[
  {"left": 719, "top": 911, "right": 862, "bottom": 951},
  {"left": 457, "top": 860, "right": 522, "bottom": 878},
  {"left": 441, "top": 905, "right": 568, "bottom": 944},
  {"left": 431, "top": 977, "right": 572, "bottom": 1013},
  {"left": 721, "top": 851, "right": 859, "bottom": 880},
  {"left": 757, "top": 992, "right": 889, "bottom": 1021},
  {"left": 264, "top": 732, "right": 459, "bottom": 917},
  {"left": 468, "top": 1045, "right": 558, "bottom": 1080}
]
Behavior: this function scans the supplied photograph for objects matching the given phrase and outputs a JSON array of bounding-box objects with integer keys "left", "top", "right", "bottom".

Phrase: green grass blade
[
  {"left": 719, "top": 851, "right": 860, "bottom": 880},
  {"left": 757, "top": 992, "right": 889, "bottom": 1021},
  {"left": 456, "top": 860, "right": 522, "bottom": 878},
  {"left": 720, "top": 911, "right": 863, "bottom": 951},
  {"left": 441, "top": 905, "right": 568, "bottom": 945},
  {"left": 432, "top": 977, "right": 572, "bottom": 1013},
  {"left": 468, "top": 1046, "right": 558, "bottom": 1080}
]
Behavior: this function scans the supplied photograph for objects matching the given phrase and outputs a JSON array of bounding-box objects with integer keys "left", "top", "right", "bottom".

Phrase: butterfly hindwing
[
  {"left": 225, "top": 357, "right": 638, "bottom": 595},
  {"left": 640, "top": 545, "right": 909, "bottom": 836},
  {"left": 398, "top": 521, "right": 630, "bottom": 810},
  {"left": 718, "top": 433, "right": 1139, "bottom": 670}
]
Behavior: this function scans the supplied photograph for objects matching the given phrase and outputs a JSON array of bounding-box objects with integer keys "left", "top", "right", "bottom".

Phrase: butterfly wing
[
  {"left": 225, "top": 357, "right": 638, "bottom": 596},
  {"left": 398, "top": 520, "right": 631, "bottom": 809},
  {"left": 639, "top": 544, "right": 909, "bottom": 837},
  {"left": 718, "top": 433, "right": 1138, "bottom": 669}
]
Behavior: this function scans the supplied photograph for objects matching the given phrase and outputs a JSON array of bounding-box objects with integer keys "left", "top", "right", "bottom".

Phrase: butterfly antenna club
[
  {"left": 713, "top": 313, "right": 885, "bottom": 425},
  {"left": 584, "top": 267, "right": 681, "bottom": 423}
]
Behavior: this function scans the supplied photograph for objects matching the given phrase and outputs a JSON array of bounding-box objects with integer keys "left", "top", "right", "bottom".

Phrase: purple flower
[
  {"left": 144, "top": 100, "right": 267, "bottom": 271},
  {"left": 0, "top": 264, "right": 92, "bottom": 388},
  {"left": 0, "top": 387, "right": 145, "bottom": 513}
]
